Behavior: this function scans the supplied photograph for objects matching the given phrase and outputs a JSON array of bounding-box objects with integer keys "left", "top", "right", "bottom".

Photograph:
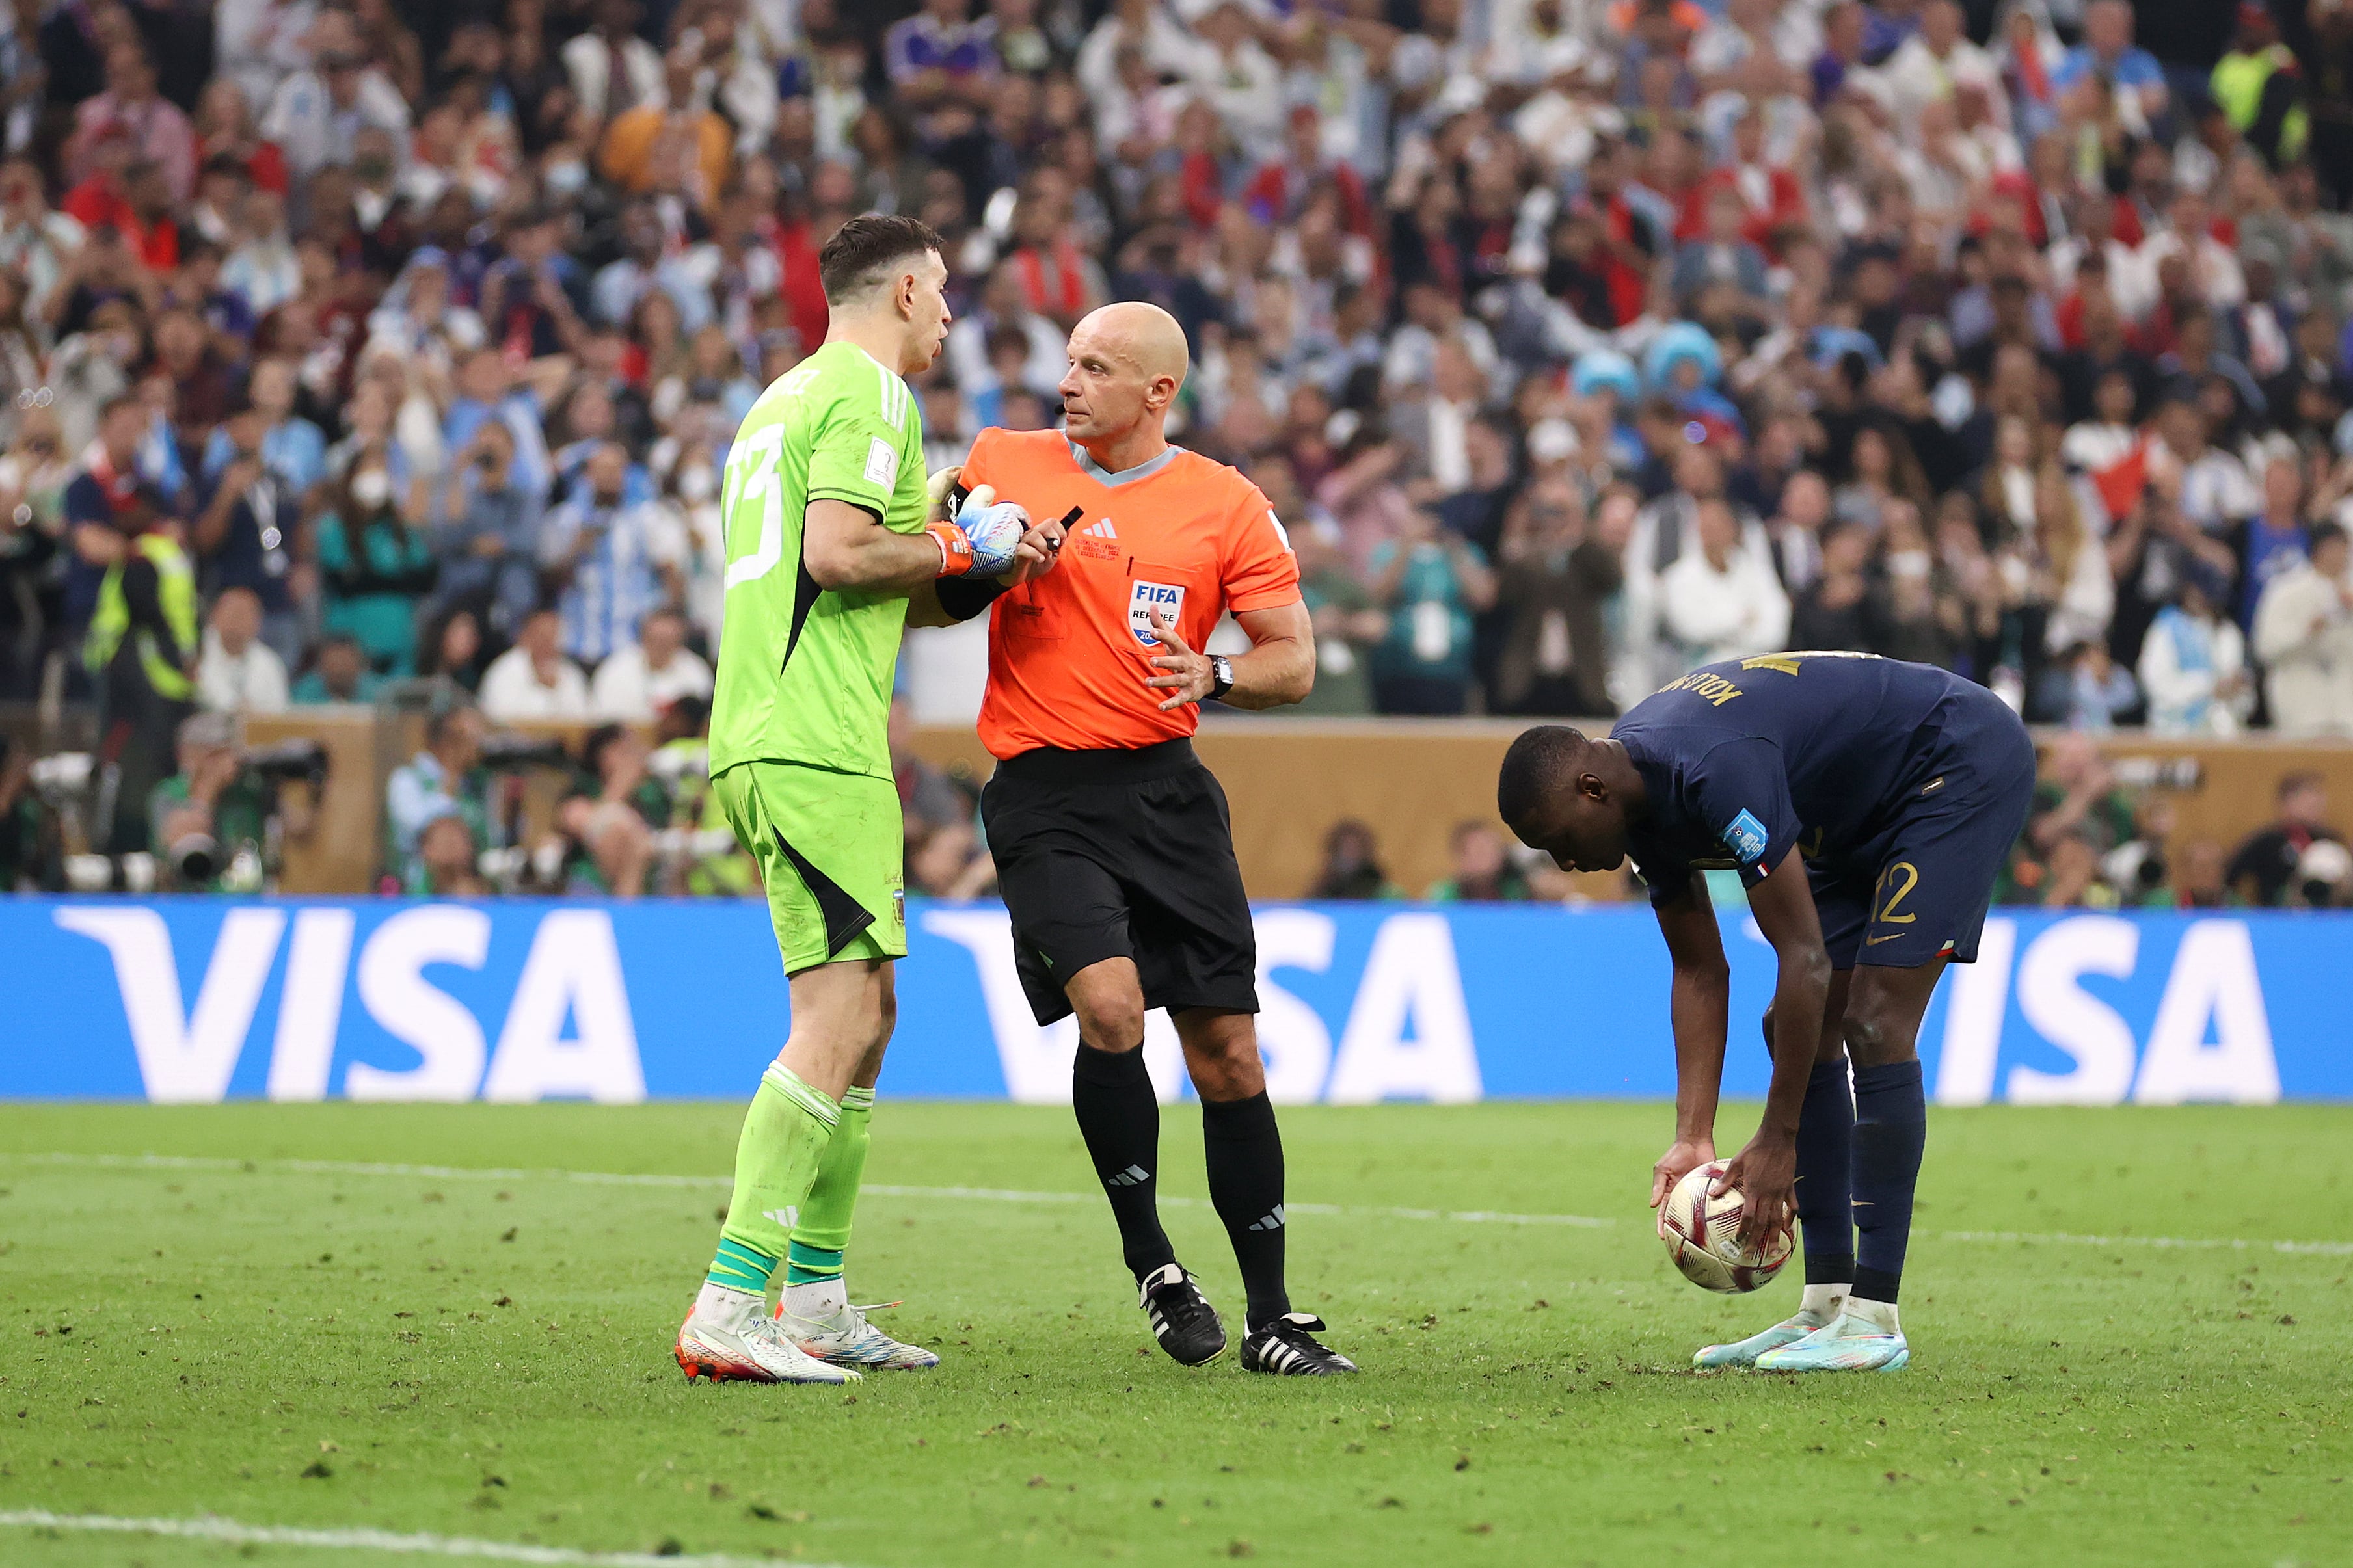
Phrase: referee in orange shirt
[{"left": 945, "top": 302, "right": 1354, "bottom": 1375}]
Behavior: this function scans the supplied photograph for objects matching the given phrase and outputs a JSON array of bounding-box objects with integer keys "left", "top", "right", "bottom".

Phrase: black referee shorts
[{"left": 980, "top": 738, "right": 1259, "bottom": 1028}]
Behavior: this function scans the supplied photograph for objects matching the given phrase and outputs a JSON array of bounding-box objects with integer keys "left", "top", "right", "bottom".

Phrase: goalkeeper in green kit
[{"left": 677, "top": 215, "right": 1067, "bottom": 1385}]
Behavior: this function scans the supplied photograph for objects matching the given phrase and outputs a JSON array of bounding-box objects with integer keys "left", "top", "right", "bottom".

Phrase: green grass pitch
[{"left": 2, "top": 1102, "right": 2348, "bottom": 1568}]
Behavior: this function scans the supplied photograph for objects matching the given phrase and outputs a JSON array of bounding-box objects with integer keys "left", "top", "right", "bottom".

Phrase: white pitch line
[
  {"left": 12, "top": 1151, "right": 2353, "bottom": 1253},
  {"left": 0, "top": 1509, "right": 850, "bottom": 1568},
  {"left": 2, "top": 1152, "right": 1615, "bottom": 1229},
  {"left": 1934, "top": 1228, "right": 2353, "bottom": 1257}
]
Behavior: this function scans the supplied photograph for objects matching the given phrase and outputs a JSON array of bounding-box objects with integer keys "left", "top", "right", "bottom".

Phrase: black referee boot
[
  {"left": 1240, "top": 1313, "right": 1358, "bottom": 1376},
  {"left": 1138, "top": 1263, "right": 1228, "bottom": 1366}
]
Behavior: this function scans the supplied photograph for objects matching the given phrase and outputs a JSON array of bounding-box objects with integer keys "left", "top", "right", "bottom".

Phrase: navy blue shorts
[{"left": 1808, "top": 689, "right": 2036, "bottom": 970}]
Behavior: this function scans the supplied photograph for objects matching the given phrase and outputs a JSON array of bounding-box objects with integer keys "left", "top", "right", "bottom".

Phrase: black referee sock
[
  {"left": 1073, "top": 1043, "right": 1177, "bottom": 1284},
  {"left": 1202, "top": 1091, "right": 1291, "bottom": 1332}
]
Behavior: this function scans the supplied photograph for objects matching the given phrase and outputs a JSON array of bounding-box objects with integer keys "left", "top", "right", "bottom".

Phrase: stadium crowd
[{"left": 0, "top": 0, "right": 2350, "bottom": 901}]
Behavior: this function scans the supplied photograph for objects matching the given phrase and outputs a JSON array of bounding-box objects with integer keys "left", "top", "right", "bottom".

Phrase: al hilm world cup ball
[{"left": 1658, "top": 1159, "right": 1793, "bottom": 1294}]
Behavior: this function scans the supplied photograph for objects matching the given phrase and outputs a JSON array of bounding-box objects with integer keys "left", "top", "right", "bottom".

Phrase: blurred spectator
[
  {"left": 1366, "top": 507, "right": 1494, "bottom": 715},
  {"left": 540, "top": 442, "right": 679, "bottom": 667},
  {"left": 908, "top": 818, "right": 995, "bottom": 901},
  {"left": 479, "top": 604, "right": 590, "bottom": 721},
  {"left": 2226, "top": 773, "right": 2343, "bottom": 907},
  {"left": 556, "top": 723, "right": 667, "bottom": 897},
  {"left": 591, "top": 606, "right": 712, "bottom": 721},
  {"left": 433, "top": 416, "right": 540, "bottom": 635},
  {"left": 1490, "top": 477, "right": 1623, "bottom": 716},
  {"left": 2233, "top": 455, "right": 2313, "bottom": 636},
  {"left": 1790, "top": 518, "right": 1874, "bottom": 652},
  {"left": 1425, "top": 821, "right": 1533, "bottom": 903},
  {"left": 60, "top": 395, "right": 147, "bottom": 652},
  {"left": 200, "top": 356, "right": 323, "bottom": 495},
  {"left": 2137, "top": 574, "right": 2252, "bottom": 735},
  {"left": 1306, "top": 819, "right": 1402, "bottom": 900},
  {"left": 889, "top": 696, "right": 969, "bottom": 845},
  {"left": 2049, "top": 641, "right": 2139, "bottom": 734},
  {"left": 384, "top": 703, "right": 497, "bottom": 886},
  {"left": 418, "top": 605, "right": 489, "bottom": 694},
  {"left": 260, "top": 8, "right": 410, "bottom": 181},
  {"left": 1289, "top": 518, "right": 1384, "bottom": 716},
  {"left": 1661, "top": 497, "right": 1790, "bottom": 671},
  {"left": 0, "top": 407, "right": 68, "bottom": 698},
  {"left": 2165, "top": 839, "right": 2240, "bottom": 910},
  {"left": 314, "top": 461, "right": 437, "bottom": 676},
  {"left": 67, "top": 43, "right": 193, "bottom": 204},
  {"left": 408, "top": 812, "right": 490, "bottom": 897},
  {"left": 292, "top": 631, "right": 383, "bottom": 704},
  {"left": 2252, "top": 522, "right": 2353, "bottom": 736},
  {"left": 562, "top": 0, "right": 662, "bottom": 124},
  {"left": 193, "top": 390, "right": 301, "bottom": 669},
  {"left": 193, "top": 583, "right": 288, "bottom": 715},
  {"left": 2002, "top": 733, "right": 2138, "bottom": 904}
]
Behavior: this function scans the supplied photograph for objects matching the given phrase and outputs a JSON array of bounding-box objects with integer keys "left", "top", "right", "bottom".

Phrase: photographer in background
[
  {"left": 2227, "top": 772, "right": 2344, "bottom": 907},
  {"left": 384, "top": 702, "right": 502, "bottom": 889},
  {"left": 148, "top": 710, "right": 317, "bottom": 892},
  {"left": 150, "top": 711, "right": 266, "bottom": 892}
]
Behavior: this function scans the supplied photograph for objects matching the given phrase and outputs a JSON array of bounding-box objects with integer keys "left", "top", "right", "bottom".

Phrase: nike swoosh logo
[{"left": 1864, "top": 933, "right": 1907, "bottom": 946}]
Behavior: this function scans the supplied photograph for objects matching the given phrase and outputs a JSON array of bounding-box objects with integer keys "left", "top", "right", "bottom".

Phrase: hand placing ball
[{"left": 1657, "top": 1160, "right": 1792, "bottom": 1294}]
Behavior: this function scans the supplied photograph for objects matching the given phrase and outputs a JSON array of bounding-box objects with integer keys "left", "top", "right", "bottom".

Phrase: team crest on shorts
[{"left": 1129, "top": 579, "right": 1186, "bottom": 646}]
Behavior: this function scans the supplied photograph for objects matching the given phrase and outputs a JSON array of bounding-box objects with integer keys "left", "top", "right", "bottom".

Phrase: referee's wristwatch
[{"left": 1205, "top": 654, "right": 1235, "bottom": 704}]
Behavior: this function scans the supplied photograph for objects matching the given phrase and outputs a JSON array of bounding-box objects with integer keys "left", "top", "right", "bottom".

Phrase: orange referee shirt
[{"left": 960, "top": 429, "right": 1302, "bottom": 760}]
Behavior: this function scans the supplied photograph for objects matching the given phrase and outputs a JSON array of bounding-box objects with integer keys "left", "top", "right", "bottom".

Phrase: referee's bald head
[
  {"left": 1060, "top": 302, "right": 1190, "bottom": 455},
  {"left": 1078, "top": 302, "right": 1189, "bottom": 386}
]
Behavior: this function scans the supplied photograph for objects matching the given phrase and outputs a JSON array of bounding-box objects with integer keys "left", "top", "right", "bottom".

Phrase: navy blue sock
[
  {"left": 1849, "top": 1059, "right": 1926, "bottom": 1305},
  {"left": 1795, "top": 1059, "right": 1855, "bottom": 1287}
]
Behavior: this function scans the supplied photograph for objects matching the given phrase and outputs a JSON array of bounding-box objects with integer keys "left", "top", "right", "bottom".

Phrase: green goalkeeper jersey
[{"left": 709, "top": 341, "right": 928, "bottom": 781}]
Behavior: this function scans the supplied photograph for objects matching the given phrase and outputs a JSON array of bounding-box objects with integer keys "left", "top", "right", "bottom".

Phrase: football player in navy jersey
[{"left": 1498, "top": 653, "right": 2036, "bottom": 1372}]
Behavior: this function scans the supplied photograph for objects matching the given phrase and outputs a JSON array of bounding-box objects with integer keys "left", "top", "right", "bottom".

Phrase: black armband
[{"left": 935, "top": 574, "right": 1014, "bottom": 622}]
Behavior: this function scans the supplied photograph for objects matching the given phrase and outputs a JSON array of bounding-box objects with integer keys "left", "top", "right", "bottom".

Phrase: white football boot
[
  {"left": 1693, "top": 1285, "right": 1849, "bottom": 1370},
  {"left": 1754, "top": 1298, "right": 1910, "bottom": 1374},
  {"left": 675, "top": 1283, "right": 861, "bottom": 1385},
  {"left": 777, "top": 1301, "right": 941, "bottom": 1371}
]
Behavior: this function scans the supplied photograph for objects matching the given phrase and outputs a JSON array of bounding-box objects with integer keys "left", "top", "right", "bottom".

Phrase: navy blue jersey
[{"left": 1610, "top": 653, "right": 2025, "bottom": 910}]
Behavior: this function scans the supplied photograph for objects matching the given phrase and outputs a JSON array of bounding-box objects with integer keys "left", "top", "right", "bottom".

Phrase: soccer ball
[{"left": 1657, "top": 1160, "right": 1792, "bottom": 1293}]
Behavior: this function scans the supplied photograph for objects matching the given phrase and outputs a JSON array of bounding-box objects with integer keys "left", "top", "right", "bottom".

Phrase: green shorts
[{"left": 714, "top": 760, "right": 907, "bottom": 976}]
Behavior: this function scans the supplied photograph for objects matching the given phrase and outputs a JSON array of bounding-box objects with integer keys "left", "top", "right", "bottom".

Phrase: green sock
[
  {"left": 705, "top": 1064, "right": 841, "bottom": 1294},
  {"left": 787, "top": 1084, "right": 873, "bottom": 1285}
]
